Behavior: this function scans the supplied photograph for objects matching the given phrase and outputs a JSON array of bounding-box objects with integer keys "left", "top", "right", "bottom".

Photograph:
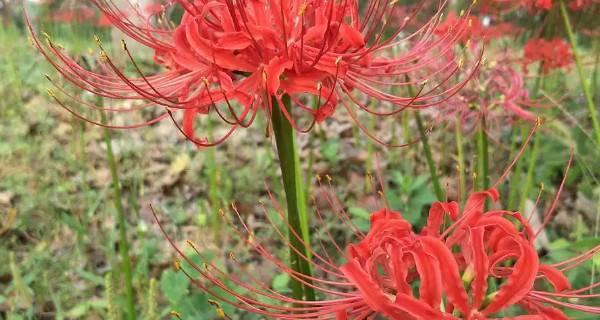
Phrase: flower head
[
  {"left": 156, "top": 161, "right": 599, "bottom": 319},
  {"left": 29, "top": 0, "right": 481, "bottom": 146},
  {"left": 523, "top": 38, "right": 573, "bottom": 74},
  {"left": 435, "top": 60, "right": 544, "bottom": 134}
]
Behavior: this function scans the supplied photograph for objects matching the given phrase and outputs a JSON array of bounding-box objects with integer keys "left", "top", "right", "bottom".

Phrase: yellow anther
[
  {"left": 208, "top": 300, "right": 227, "bottom": 319},
  {"left": 535, "top": 117, "right": 543, "bottom": 127},
  {"left": 390, "top": 0, "right": 399, "bottom": 5},
  {"left": 316, "top": 174, "right": 322, "bottom": 182},
  {"left": 121, "top": 39, "right": 127, "bottom": 50},
  {"left": 325, "top": 174, "right": 332, "bottom": 182},
  {"left": 262, "top": 70, "right": 268, "bottom": 82},
  {"left": 316, "top": 82, "right": 323, "bottom": 91},
  {"left": 459, "top": 9, "right": 465, "bottom": 17},
  {"left": 186, "top": 240, "right": 197, "bottom": 250},
  {"left": 47, "top": 89, "right": 56, "bottom": 98},
  {"left": 298, "top": 2, "right": 307, "bottom": 16},
  {"left": 94, "top": 34, "right": 102, "bottom": 45},
  {"left": 170, "top": 311, "right": 182, "bottom": 319},
  {"left": 229, "top": 252, "right": 236, "bottom": 260},
  {"left": 173, "top": 259, "right": 181, "bottom": 271},
  {"left": 335, "top": 56, "right": 343, "bottom": 65}
]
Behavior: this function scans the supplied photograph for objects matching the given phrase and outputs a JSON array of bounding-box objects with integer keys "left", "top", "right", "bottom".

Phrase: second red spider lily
[
  {"left": 523, "top": 38, "right": 574, "bottom": 75},
  {"left": 28, "top": 0, "right": 482, "bottom": 146},
  {"left": 155, "top": 154, "right": 600, "bottom": 319}
]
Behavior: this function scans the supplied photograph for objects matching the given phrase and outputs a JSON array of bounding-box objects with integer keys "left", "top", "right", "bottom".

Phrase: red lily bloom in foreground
[
  {"left": 29, "top": 0, "right": 481, "bottom": 146},
  {"left": 156, "top": 170, "right": 599, "bottom": 319}
]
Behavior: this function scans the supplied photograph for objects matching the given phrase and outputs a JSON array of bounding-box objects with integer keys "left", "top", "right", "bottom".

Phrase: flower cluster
[
  {"left": 435, "top": 12, "right": 516, "bottom": 43},
  {"left": 435, "top": 61, "right": 543, "bottom": 134},
  {"left": 29, "top": 0, "right": 481, "bottom": 146},
  {"left": 158, "top": 185, "right": 599, "bottom": 319},
  {"left": 523, "top": 38, "right": 573, "bottom": 74}
]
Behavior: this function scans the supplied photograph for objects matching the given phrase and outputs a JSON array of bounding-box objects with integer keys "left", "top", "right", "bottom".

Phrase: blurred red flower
[
  {"left": 29, "top": 0, "right": 481, "bottom": 146},
  {"left": 435, "top": 12, "right": 517, "bottom": 43},
  {"left": 523, "top": 38, "right": 573, "bottom": 74}
]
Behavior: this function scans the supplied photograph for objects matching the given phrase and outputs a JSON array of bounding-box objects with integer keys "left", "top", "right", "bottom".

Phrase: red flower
[
  {"left": 155, "top": 182, "right": 600, "bottom": 319},
  {"left": 435, "top": 12, "right": 517, "bottom": 43},
  {"left": 523, "top": 38, "right": 573, "bottom": 74},
  {"left": 435, "top": 62, "right": 544, "bottom": 134},
  {"left": 29, "top": 0, "right": 481, "bottom": 146}
]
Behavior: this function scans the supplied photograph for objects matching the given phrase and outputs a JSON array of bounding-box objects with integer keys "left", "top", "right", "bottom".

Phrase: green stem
[
  {"left": 455, "top": 117, "right": 466, "bottom": 205},
  {"left": 519, "top": 131, "right": 541, "bottom": 213},
  {"left": 415, "top": 113, "right": 444, "bottom": 201},
  {"left": 206, "top": 119, "right": 221, "bottom": 241},
  {"left": 270, "top": 95, "right": 315, "bottom": 301},
  {"left": 560, "top": 0, "right": 600, "bottom": 146},
  {"left": 101, "top": 111, "right": 135, "bottom": 320},
  {"left": 476, "top": 117, "right": 489, "bottom": 208},
  {"left": 592, "top": 38, "right": 600, "bottom": 105},
  {"left": 507, "top": 125, "right": 528, "bottom": 210}
]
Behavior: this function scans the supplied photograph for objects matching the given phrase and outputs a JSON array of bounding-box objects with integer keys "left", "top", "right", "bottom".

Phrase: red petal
[
  {"left": 419, "top": 236, "right": 470, "bottom": 315},
  {"left": 422, "top": 201, "right": 459, "bottom": 236},
  {"left": 264, "top": 57, "right": 292, "bottom": 95},
  {"left": 483, "top": 238, "right": 539, "bottom": 315},
  {"left": 409, "top": 246, "right": 442, "bottom": 308},
  {"left": 538, "top": 265, "right": 571, "bottom": 292},
  {"left": 469, "top": 227, "right": 489, "bottom": 309}
]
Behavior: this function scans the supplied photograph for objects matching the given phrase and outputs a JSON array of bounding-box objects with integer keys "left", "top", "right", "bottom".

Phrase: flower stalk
[
  {"left": 101, "top": 110, "right": 135, "bottom": 320},
  {"left": 205, "top": 119, "right": 222, "bottom": 241},
  {"left": 270, "top": 95, "right": 315, "bottom": 301},
  {"left": 415, "top": 112, "right": 444, "bottom": 201},
  {"left": 559, "top": 0, "right": 600, "bottom": 146},
  {"left": 455, "top": 116, "right": 466, "bottom": 205},
  {"left": 476, "top": 117, "right": 489, "bottom": 208}
]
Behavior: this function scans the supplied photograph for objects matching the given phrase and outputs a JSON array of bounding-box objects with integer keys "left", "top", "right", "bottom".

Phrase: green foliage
[{"left": 385, "top": 171, "right": 437, "bottom": 225}]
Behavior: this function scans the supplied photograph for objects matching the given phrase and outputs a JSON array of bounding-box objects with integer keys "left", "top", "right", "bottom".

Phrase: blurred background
[{"left": 1, "top": 0, "right": 599, "bottom": 319}]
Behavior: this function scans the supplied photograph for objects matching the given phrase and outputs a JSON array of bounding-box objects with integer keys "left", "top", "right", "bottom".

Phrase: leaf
[
  {"left": 160, "top": 269, "right": 190, "bottom": 304},
  {"left": 272, "top": 273, "right": 290, "bottom": 292},
  {"left": 348, "top": 207, "right": 370, "bottom": 220},
  {"left": 321, "top": 140, "right": 340, "bottom": 162},
  {"left": 170, "top": 153, "right": 191, "bottom": 174}
]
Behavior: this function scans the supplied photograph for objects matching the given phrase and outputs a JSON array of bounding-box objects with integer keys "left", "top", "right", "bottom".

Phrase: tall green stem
[
  {"left": 476, "top": 117, "right": 489, "bottom": 208},
  {"left": 415, "top": 113, "right": 444, "bottom": 201},
  {"left": 270, "top": 96, "right": 315, "bottom": 301},
  {"left": 519, "top": 131, "right": 541, "bottom": 212},
  {"left": 455, "top": 117, "right": 466, "bottom": 205},
  {"left": 206, "top": 119, "right": 222, "bottom": 241},
  {"left": 101, "top": 111, "right": 135, "bottom": 320},
  {"left": 560, "top": 0, "right": 600, "bottom": 146},
  {"left": 507, "top": 125, "right": 528, "bottom": 210}
]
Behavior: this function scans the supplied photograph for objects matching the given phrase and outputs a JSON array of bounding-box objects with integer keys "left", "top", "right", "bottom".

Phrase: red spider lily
[
  {"left": 434, "top": 60, "right": 545, "bottom": 135},
  {"left": 47, "top": 6, "right": 96, "bottom": 24},
  {"left": 155, "top": 154, "right": 599, "bottom": 319},
  {"left": 28, "top": 0, "right": 482, "bottom": 147},
  {"left": 523, "top": 38, "right": 573, "bottom": 74},
  {"left": 480, "top": 0, "right": 598, "bottom": 12},
  {"left": 435, "top": 12, "right": 516, "bottom": 43}
]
